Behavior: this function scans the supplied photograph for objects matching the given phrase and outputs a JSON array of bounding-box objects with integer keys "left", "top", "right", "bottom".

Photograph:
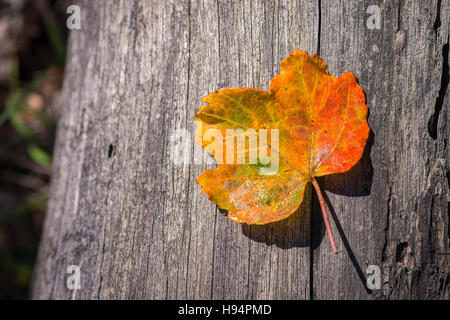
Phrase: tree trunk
[{"left": 31, "top": 0, "right": 449, "bottom": 299}]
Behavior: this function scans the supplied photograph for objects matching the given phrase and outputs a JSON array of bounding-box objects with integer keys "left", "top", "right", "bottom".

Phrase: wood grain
[{"left": 31, "top": 0, "right": 449, "bottom": 299}]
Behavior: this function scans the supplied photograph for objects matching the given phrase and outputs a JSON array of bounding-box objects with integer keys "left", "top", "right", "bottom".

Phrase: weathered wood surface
[{"left": 31, "top": 0, "right": 449, "bottom": 299}]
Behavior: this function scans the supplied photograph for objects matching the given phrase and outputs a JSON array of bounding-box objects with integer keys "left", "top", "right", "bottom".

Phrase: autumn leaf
[{"left": 195, "top": 49, "right": 370, "bottom": 254}]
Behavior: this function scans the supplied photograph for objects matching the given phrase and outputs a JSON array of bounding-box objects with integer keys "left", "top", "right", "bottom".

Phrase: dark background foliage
[{"left": 0, "top": 0, "right": 67, "bottom": 299}]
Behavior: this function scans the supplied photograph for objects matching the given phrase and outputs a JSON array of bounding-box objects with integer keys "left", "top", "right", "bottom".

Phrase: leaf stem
[{"left": 311, "top": 178, "right": 338, "bottom": 254}]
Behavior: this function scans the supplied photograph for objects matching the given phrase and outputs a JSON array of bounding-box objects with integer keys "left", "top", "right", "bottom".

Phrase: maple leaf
[{"left": 195, "top": 49, "right": 370, "bottom": 253}]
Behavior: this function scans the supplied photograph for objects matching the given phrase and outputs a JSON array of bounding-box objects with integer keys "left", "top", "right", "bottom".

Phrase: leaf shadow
[
  {"left": 312, "top": 190, "right": 373, "bottom": 295},
  {"left": 311, "top": 128, "right": 375, "bottom": 294},
  {"left": 239, "top": 129, "right": 374, "bottom": 249},
  {"left": 323, "top": 129, "right": 374, "bottom": 197}
]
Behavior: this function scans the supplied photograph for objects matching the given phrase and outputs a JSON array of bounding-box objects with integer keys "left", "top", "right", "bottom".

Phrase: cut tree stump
[{"left": 31, "top": 0, "right": 449, "bottom": 299}]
